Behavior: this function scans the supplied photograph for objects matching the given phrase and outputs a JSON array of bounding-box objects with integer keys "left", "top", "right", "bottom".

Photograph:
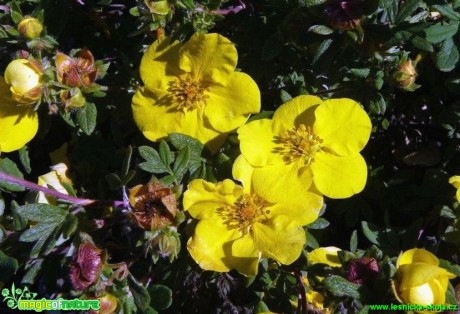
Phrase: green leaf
[
  {"left": 361, "top": 221, "right": 380, "bottom": 245},
  {"left": 305, "top": 0, "right": 327, "bottom": 7},
  {"left": 261, "top": 33, "right": 283, "bottom": 61},
  {"left": 30, "top": 227, "right": 59, "bottom": 258},
  {"left": 350, "top": 230, "right": 358, "bottom": 252},
  {"left": 16, "top": 204, "right": 68, "bottom": 223},
  {"left": 432, "top": 5, "right": 460, "bottom": 21},
  {"left": 280, "top": 90, "right": 292, "bottom": 102},
  {"left": 308, "top": 217, "right": 330, "bottom": 229},
  {"left": 10, "top": 1, "right": 22, "bottom": 24},
  {"left": 106, "top": 173, "right": 122, "bottom": 190},
  {"left": 122, "top": 146, "right": 133, "bottom": 177},
  {"left": 149, "top": 285, "right": 172, "bottom": 310},
  {"left": 435, "top": 38, "right": 459, "bottom": 72},
  {"left": 159, "top": 141, "right": 173, "bottom": 167},
  {"left": 172, "top": 147, "right": 190, "bottom": 180},
  {"left": 20, "top": 222, "right": 59, "bottom": 242},
  {"left": 18, "top": 147, "right": 31, "bottom": 174},
  {"left": 424, "top": 23, "right": 459, "bottom": 44},
  {"left": 308, "top": 25, "right": 334, "bottom": 35},
  {"left": 76, "top": 102, "right": 97, "bottom": 135},
  {"left": 0, "top": 193, "right": 4, "bottom": 217},
  {"left": 22, "top": 259, "right": 44, "bottom": 284},
  {"left": 410, "top": 35, "right": 433, "bottom": 52},
  {"left": 138, "top": 146, "right": 170, "bottom": 174},
  {"left": 0, "top": 158, "right": 25, "bottom": 192},
  {"left": 168, "top": 133, "right": 205, "bottom": 157},
  {"left": 322, "top": 275, "right": 361, "bottom": 299},
  {"left": 395, "top": 0, "right": 422, "bottom": 23},
  {"left": 129, "top": 274, "right": 151, "bottom": 311},
  {"left": 439, "top": 259, "right": 460, "bottom": 276},
  {"left": 0, "top": 251, "right": 18, "bottom": 283},
  {"left": 312, "top": 38, "right": 333, "bottom": 64}
]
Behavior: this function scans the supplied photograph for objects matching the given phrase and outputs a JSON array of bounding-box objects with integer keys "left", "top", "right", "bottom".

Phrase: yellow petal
[
  {"left": 183, "top": 179, "right": 240, "bottom": 219},
  {"left": 37, "top": 164, "right": 70, "bottom": 204},
  {"left": 179, "top": 33, "right": 237, "bottom": 86},
  {"left": 238, "top": 119, "right": 284, "bottom": 167},
  {"left": 272, "top": 95, "right": 322, "bottom": 133},
  {"left": 313, "top": 98, "right": 371, "bottom": 156},
  {"left": 4, "top": 59, "right": 42, "bottom": 95},
  {"left": 398, "top": 263, "right": 455, "bottom": 290},
  {"left": 227, "top": 235, "right": 260, "bottom": 276},
  {"left": 267, "top": 196, "right": 322, "bottom": 227},
  {"left": 400, "top": 282, "right": 435, "bottom": 306},
  {"left": 252, "top": 162, "right": 314, "bottom": 203},
  {"left": 308, "top": 247, "right": 342, "bottom": 267},
  {"left": 0, "top": 78, "right": 38, "bottom": 153},
  {"left": 397, "top": 248, "right": 439, "bottom": 267},
  {"left": 311, "top": 151, "right": 367, "bottom": 199},
  {"left": 449, "top": 175, "right": 460, "bottom": 188},
  {"left": 187, "top": 219, "right": 239, "bottom": 273},
  {"left": 131, "top": 87, "right": 226, "bottom": 154},
  {"left": 253, "top": 215, "right": 306, "bottom": 265},
  {"left": 204, "top": 71, "right": 261, "bottom": 133},
  {"left": 232, "top": 155, "right": 253, "bottom": 194},
  {"left": 139, "top": 37, "right": 182, "bottom": 91}
]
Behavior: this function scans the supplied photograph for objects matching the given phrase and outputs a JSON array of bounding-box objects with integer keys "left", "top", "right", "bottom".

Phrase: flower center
[
  {"left": 219, "top": 194, "right": 270, "bottom": 234},
  {"left": 168, "top": 75, "right": 209, "bottom": 112},
  {"left": 274, "top": 124, "right": 323, "bottom": 165}
]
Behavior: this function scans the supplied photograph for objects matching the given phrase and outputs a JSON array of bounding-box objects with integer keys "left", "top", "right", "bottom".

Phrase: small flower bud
[
  {"left": 346, "top": 257, "right": 379, "bottom": 285},
  {"left": 70, "top": 242, "right": 104, "bottom": 290},
  {"left": 129, "top": 183, "right": 177, "bottom": 230},
  {"left": 4, "top": 59, "right": 43, "bottom": 104},
  {"left": 324, "top": 0, "right": 363, "bottom": 30},
  {"left": 392, "top": 59, "right": 419, "bottom": 91},
  {"left": 60, "top": 88, "right": 86, "bottom": 110},
  {"left": 88, "top": 293, "right": 118, "bottom": 314},
  {"left": 55, "top": 49, "right": 97, "bottom": 87},
  {"left": 146, "top": 229, "right": 181, "bottom": 262},
  {"left": 18, "top": 16, "right": 43, "bottom": 40}
]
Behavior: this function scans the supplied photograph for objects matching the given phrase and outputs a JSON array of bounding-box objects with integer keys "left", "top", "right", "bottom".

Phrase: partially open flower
[
  {"left": 393, "top": 59, "right": 419, "bottom": 91},
  {"left": 18, "top": 16, "right": 43, "bottom": 40},
  {"left": 55, "top": 49, "right": 97, "bottom": 87},
  {"left": 70, "top": 242, "right": 104, "bottom": 291},
  {"left": 324, "top": 0, "right": 363, "bottom": 30},
  {"left": 346, "top": 257, "right": 379, "bottom": 285},
  {"left": 129, "top": 183, "right": 177, "bottom": 230},
  {"left": 60, "top": 88, "right": 86, "bottom": 110},
  {"left": 4, "top": 59, "right": 43, "bottom": 104}
]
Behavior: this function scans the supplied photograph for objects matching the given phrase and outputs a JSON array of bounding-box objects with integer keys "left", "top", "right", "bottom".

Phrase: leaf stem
[{"left": 0, "top": 171, "right": 128, "bottom": 208}]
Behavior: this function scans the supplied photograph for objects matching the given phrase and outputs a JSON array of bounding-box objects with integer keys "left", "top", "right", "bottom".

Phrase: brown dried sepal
[
  {"left": 55, "top": 49, "right": 98, "bottom": 87},
  {"left": 324, "top": 0, "right": 363, "bottom": 31},
  {"left": 129, "top": 183, "right": 177, "bottom": 230},
  {"left": 70, "top": 242, "right": 104, "bottom": 290}
]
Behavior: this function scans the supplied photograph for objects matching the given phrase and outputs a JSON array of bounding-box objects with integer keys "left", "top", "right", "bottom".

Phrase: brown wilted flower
[
  {"left": 129, "top": 183, "right": 177, "bottom": 230},
  {"left": 70, "top": 242, "right": 104, "bottom": 290},
  {"left": 55, "top": 49, "right": 98, "bottom": 87},
  {"left": 346, "top": 257, "right": 379, "bottom": 285},
  {"left": 324, "top": 0, "right": 363, "bottom": 30}
]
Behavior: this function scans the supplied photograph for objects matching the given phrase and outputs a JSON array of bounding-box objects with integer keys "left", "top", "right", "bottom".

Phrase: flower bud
[
  {"left": 324, "top": 0, "right": 363, "bottom": 30},
  {"left": 60, "top": 88, "right": 86, "bottom": 110},
  {"left": 70, "top": 242, "right": 104, "bottom": 290},
  {"left": 88, "top": 293, "right": 118, "bottom": 314},
  {"left": 392, "top": 248, "right": 456, "bottom": 311},
  {"left": 18, "top": 16, "right": 43, "bottom": 40},
  {"left": 129, "top": 183, "right": 177, "bottom": 230},
  {"left": 146, "top": 229, "right": 181, "bottom": 262},
  {"left": 4, "top": 59, "right": 43, "bottom": 104},
  {"left": 392, "top": 59, "right": 418, "bottom": 91},
  {"left": 55, "top": 49, "right": 97, "bottom": 87},
  {"left": 346, "top": 257, "right": 379, "bottom": 285}
]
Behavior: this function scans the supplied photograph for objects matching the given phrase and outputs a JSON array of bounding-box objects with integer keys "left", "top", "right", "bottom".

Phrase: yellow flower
[
  {"left": 37, "top": 163, "right": 72, "bottom": 204},
  {"left": 238, "top": 95, "right": 371, "bottom": 202},
  {"left": 449, "top": 176, "right": 460, "bottom": 202},
  {"left": 0, "top": 76, "right": 38, "bottom": 153},
  {"left": 131, "top": 33, "right": 261, "bottom": 153},
  {"left": 18, "top": 16, "right": 43, "bottom": 40},
  {"left": 4, "top": 59, "right": 43, "bottom": 104},
  {"left": 392, "top": 248, "right": 456, "bottom": 313},
  {"left": 183, "top": 156, "right": 322, "bottom": 276}
]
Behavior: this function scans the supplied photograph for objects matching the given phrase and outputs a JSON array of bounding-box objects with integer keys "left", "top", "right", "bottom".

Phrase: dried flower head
[
  {"left": 324, "top": 0, "right": 363, "bottom": 30},
  {"left": 129, "top": 183, "right": 177, "bottom": 230},
  {"left": 70, "top": 242, "right": 104, "bottom": 290},
  {"left": 346, "top": 257, "right": 379, "bottom": 284},
  {"left": 55, "top": 49, "right": 97, "bottom": 87}
]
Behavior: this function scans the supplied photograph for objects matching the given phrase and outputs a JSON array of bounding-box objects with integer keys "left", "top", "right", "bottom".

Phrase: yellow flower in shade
[
  {"left": 0, "top": 76, "right": 38, "bottom": 153},
  {"left": 238, "top": 95, "right": 371, "bottom": 202},
  {"left": 449, "top": 176, "right": 460, "bottom": 202},
  {"left": 4, "top": 59, "right": 43, "bottom": 104},
  {"left": 183, "top": 156, "right": 322, "bottom": 276},
  {"left": 392, "top": 248, "right": 456, "bottom": 313},
  {"left": 37, "top": 163, "right": 72, "bottom": 204},
  {"left": 131, "top": 33, "right": 261, "bottom": 153}
]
